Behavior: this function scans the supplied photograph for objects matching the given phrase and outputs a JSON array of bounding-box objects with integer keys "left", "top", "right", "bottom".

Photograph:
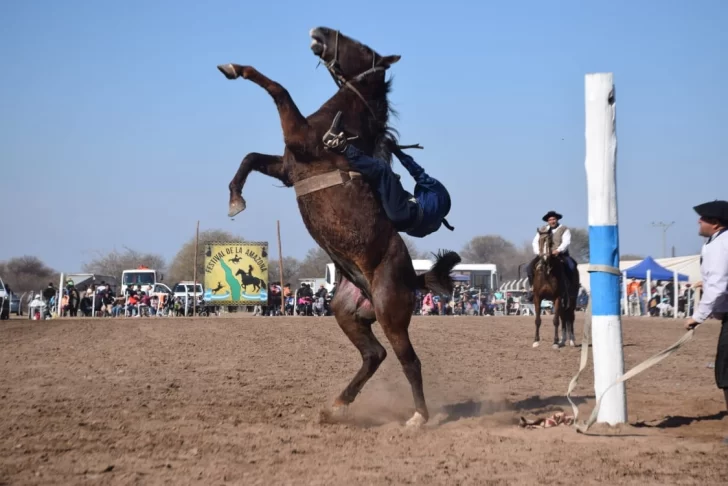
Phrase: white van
[{"left": 172, "top": 281, "right": 204, "bottom": 300}]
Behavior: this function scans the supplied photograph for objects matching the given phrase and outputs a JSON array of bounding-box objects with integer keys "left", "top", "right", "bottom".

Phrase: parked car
[
  {"left": 0, "top": 277, "right": 9, "bottom": 320},
  {"left": 172, "top": 281, "right": 204, "bottom": 301}
]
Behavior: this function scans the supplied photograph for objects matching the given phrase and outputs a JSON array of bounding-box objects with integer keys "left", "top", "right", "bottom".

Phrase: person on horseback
[
  {"left": 526, "top": 210, "right": 578, "bottom": 286},
  {"left": 322, "top": 111, "right": 454, "bottom": 238}
]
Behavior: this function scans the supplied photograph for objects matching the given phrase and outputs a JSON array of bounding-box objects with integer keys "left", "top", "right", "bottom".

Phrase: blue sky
[{"left": 1, "top": 0, "right": 726, "bottom": 272}]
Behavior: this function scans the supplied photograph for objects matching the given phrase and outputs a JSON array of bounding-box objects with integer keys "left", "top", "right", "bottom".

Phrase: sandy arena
[{"left": 1, "top": 315, "right": 727, "bottom": 485}]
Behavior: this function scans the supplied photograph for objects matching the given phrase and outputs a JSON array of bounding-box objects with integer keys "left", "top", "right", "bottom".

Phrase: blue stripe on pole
[{"left": 589, "top": 225, "right": 621, "bottom": 317}]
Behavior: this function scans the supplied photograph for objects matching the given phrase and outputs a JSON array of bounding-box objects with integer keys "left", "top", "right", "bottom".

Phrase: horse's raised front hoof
[
  {"left": 228, "top": 198, "right": 246, "bottom": 218},
  {"left": 405, "top": 411, "right": 427, "bottom": 428},
  {"left": 217, "top": 63, "right": 240, "bottom": 79},
  {"left": 532, "top": 341, "right": 540, "bottom": 348}
]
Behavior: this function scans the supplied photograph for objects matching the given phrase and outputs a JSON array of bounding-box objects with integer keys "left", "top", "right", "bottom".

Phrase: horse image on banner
[{"left": 203, "top": 241, "right": 269, "bottom": 305}]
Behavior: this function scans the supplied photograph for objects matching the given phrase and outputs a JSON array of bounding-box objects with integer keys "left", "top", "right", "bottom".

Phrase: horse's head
[
  {"left": 309, "top": 27, "right": 401, "bottom": 84},
  {"left": 537, "top": 227, "right": 553, "bottom": 267},
  {"left": 309, "top": 27, "right": 401, "bottom": 163}
]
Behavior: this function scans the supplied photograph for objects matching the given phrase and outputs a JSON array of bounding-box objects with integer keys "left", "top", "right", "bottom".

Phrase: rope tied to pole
[{"left": 566, "top": 265, "right": 698, "bottom": 433}]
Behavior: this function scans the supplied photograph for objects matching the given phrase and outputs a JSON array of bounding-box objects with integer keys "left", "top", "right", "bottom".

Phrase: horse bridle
[
  {"left": 539, "top": 232, "right": 553, "bottom": 272},
  {"left": 317, "top": 29, "right": 385, "bottom": 122}
]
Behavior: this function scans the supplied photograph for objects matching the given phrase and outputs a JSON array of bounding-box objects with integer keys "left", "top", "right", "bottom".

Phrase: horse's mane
[
  {"left": 317, "top": 74, "right": 399, "bottom": 167},
  {"left": 371, "top": 78, "right": 399, "bottom": 166}
]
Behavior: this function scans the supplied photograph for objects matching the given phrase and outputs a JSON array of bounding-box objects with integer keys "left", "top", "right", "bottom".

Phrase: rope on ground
[
  {"left": 565, "top": 265, "right": 698, "bottom": 433},
  {"left": 519, "top": 412, "right": 574, "bottom": 429}
]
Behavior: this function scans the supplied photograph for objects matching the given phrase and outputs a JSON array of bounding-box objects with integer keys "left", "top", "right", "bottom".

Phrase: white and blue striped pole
[{"left": 584, "top": 72, "right": 627, "bottom": 425}]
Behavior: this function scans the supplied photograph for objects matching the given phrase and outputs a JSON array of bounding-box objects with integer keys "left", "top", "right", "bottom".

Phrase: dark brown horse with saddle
[
  {"left": 530, "top": 228, "right": 580, "bottom": 348},
  {"left": 216, "top": 27, "right": 460, "bottom": 427}
]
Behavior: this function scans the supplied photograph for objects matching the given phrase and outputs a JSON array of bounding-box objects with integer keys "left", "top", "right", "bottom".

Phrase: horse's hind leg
[
  {"left": 567, "top": 303, "right": 577, "bottom": 347},
  {"left": 553, "top": 297, "right": 563, "bottom": 349},
  {"left": 371, "top": 262, "right": 425, "bottom": 427},
  {"left": 328, "top": 278, "right": 385, "bottom": 418}
]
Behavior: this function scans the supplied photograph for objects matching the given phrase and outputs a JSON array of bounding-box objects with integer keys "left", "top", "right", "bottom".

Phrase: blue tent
[{"left": 623, "top": 256, "right": 688, "bottom": 281}]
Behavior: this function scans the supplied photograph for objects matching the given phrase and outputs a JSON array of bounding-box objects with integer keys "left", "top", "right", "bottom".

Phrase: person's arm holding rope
[
  {"left": 686, "top": 264, "right": 728, "bottom": 330},
  {"left": 684, "top": 202, "right": 728, "bottom": 330}
]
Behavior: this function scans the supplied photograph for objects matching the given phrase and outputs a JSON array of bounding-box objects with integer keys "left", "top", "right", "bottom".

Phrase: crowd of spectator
[
  {"left": 623, "top": 278, "right": 696, "bottom": 317},
  {"left": 27, "top": 280, "right": 217, "bottom": 319},
  {"left": 22, "top": 274, "right": 693, "bottom": 320}
]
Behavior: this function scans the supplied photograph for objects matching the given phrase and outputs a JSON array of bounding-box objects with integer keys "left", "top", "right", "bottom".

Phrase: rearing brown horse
[
  {"left": 530, "top": 228, "right": 579, "bottom": 348},
  {"left": 216, "top": 27, "right": 460, "bottom": 427}
]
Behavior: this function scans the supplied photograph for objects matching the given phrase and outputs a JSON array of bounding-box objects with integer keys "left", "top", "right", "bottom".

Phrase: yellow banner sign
[{"left": 203, "top": 241, "right": 268, "bottom": 306}]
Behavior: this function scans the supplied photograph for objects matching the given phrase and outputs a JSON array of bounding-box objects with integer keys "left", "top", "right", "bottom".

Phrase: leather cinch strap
[{"left": 294, "top": 170, "right": 361, "bottom": 198}]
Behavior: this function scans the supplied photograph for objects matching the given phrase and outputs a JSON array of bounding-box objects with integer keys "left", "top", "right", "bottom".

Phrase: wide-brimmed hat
[
  {"left": 542, "top": 210, "right": 563, "bottom": 222},
  {"left": 693, "top": 200, "right": 728, "bottom": 224}
]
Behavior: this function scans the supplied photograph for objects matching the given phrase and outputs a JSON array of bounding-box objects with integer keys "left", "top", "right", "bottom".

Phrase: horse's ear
[{"left": 378, "top": 55, "right": 401, "bottom": 68}]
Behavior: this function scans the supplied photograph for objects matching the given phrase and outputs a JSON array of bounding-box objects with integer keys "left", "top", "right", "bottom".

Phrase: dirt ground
[{"left": 1, "top": 314, "right": 727, "bottom": 485}]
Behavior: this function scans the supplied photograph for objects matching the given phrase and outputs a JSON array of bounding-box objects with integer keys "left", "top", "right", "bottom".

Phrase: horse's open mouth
[{"left": 309, "top": 29, "right": 326, "bottom": 57}]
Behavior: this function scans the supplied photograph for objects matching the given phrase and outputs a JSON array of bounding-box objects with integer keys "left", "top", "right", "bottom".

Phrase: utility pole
[{"left": 651, "top": 221, "right": 674, "bottom": 258}]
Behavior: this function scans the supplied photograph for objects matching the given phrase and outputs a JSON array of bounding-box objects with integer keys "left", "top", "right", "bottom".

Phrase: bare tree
[
  {"left": 167, "top": 229, "right": 244, "bottom": 285},
  {"left": 0, "top": 256, "right": 59, "bottom": 294},
  {"left": 268, "top": 256, "right": 302, "bottom": 285},
  {"left": 569, "top": 227, "right": 590, "bottom": 263},
  {"left": 461, "top": 235, "right": 530, "bottom": 280},
  {"left": 82, "top": 247, "right": 165, "bottom": 284},
  {"left": 401, "top": 235, "right": 431, "bottom": 260},
  {"left": 297, "top": 247, "right": 331, "bottom": 280}
]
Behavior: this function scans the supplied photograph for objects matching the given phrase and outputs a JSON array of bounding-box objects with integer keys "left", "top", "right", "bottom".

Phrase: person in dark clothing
[
  {"left": 42, "top": 282, "right": 56, "bottom": 303},
  {"left": 322, "top": 111, "right": 454, "bottom": 238},
  {"left": 315, "top": 284, "right": 328, "bottom": 299},
  {"left": 66, "top": 281, "right": 80, "bottom": 317}
]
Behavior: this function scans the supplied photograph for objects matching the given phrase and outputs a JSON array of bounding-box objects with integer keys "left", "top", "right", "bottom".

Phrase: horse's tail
[
  {"left": 417, "top": 250, "right": 462, "bottom": 296},
  {"left": 260, "top": 280, "right": 267, "bottom": 289}
]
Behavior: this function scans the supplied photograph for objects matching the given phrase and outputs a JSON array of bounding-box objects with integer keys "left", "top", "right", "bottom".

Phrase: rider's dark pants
[
  {"left": 343, "top": 145, "right": 419, "bottom": 230},
  {"left": 562, "top": 251, "right": 577, "bottom": 274}
]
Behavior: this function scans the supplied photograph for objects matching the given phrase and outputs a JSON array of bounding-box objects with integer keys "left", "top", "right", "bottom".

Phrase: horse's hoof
[
  {"left": 318, "top": 403, "right": 349, "bottom": 424},
  {"left": 405, "top": 411, "right": 427, "bottom": 428},
  {"left": 552, "top": 343, "right": 560, "bottom": 349},
  {"left": 217, "top": 63, "right": 239, "bottom": 79},
  {"left": 228, "top": 198, "right": 246, "bottom": 218},
  {"left": 569, "top": 340, "right": 576, "bottom": 347},
  {"left": 331, "top": 404, "right": 349, "bottom": 419},
  {"left": 532, "top": 341, "right": 540, "bottom": 348}
]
